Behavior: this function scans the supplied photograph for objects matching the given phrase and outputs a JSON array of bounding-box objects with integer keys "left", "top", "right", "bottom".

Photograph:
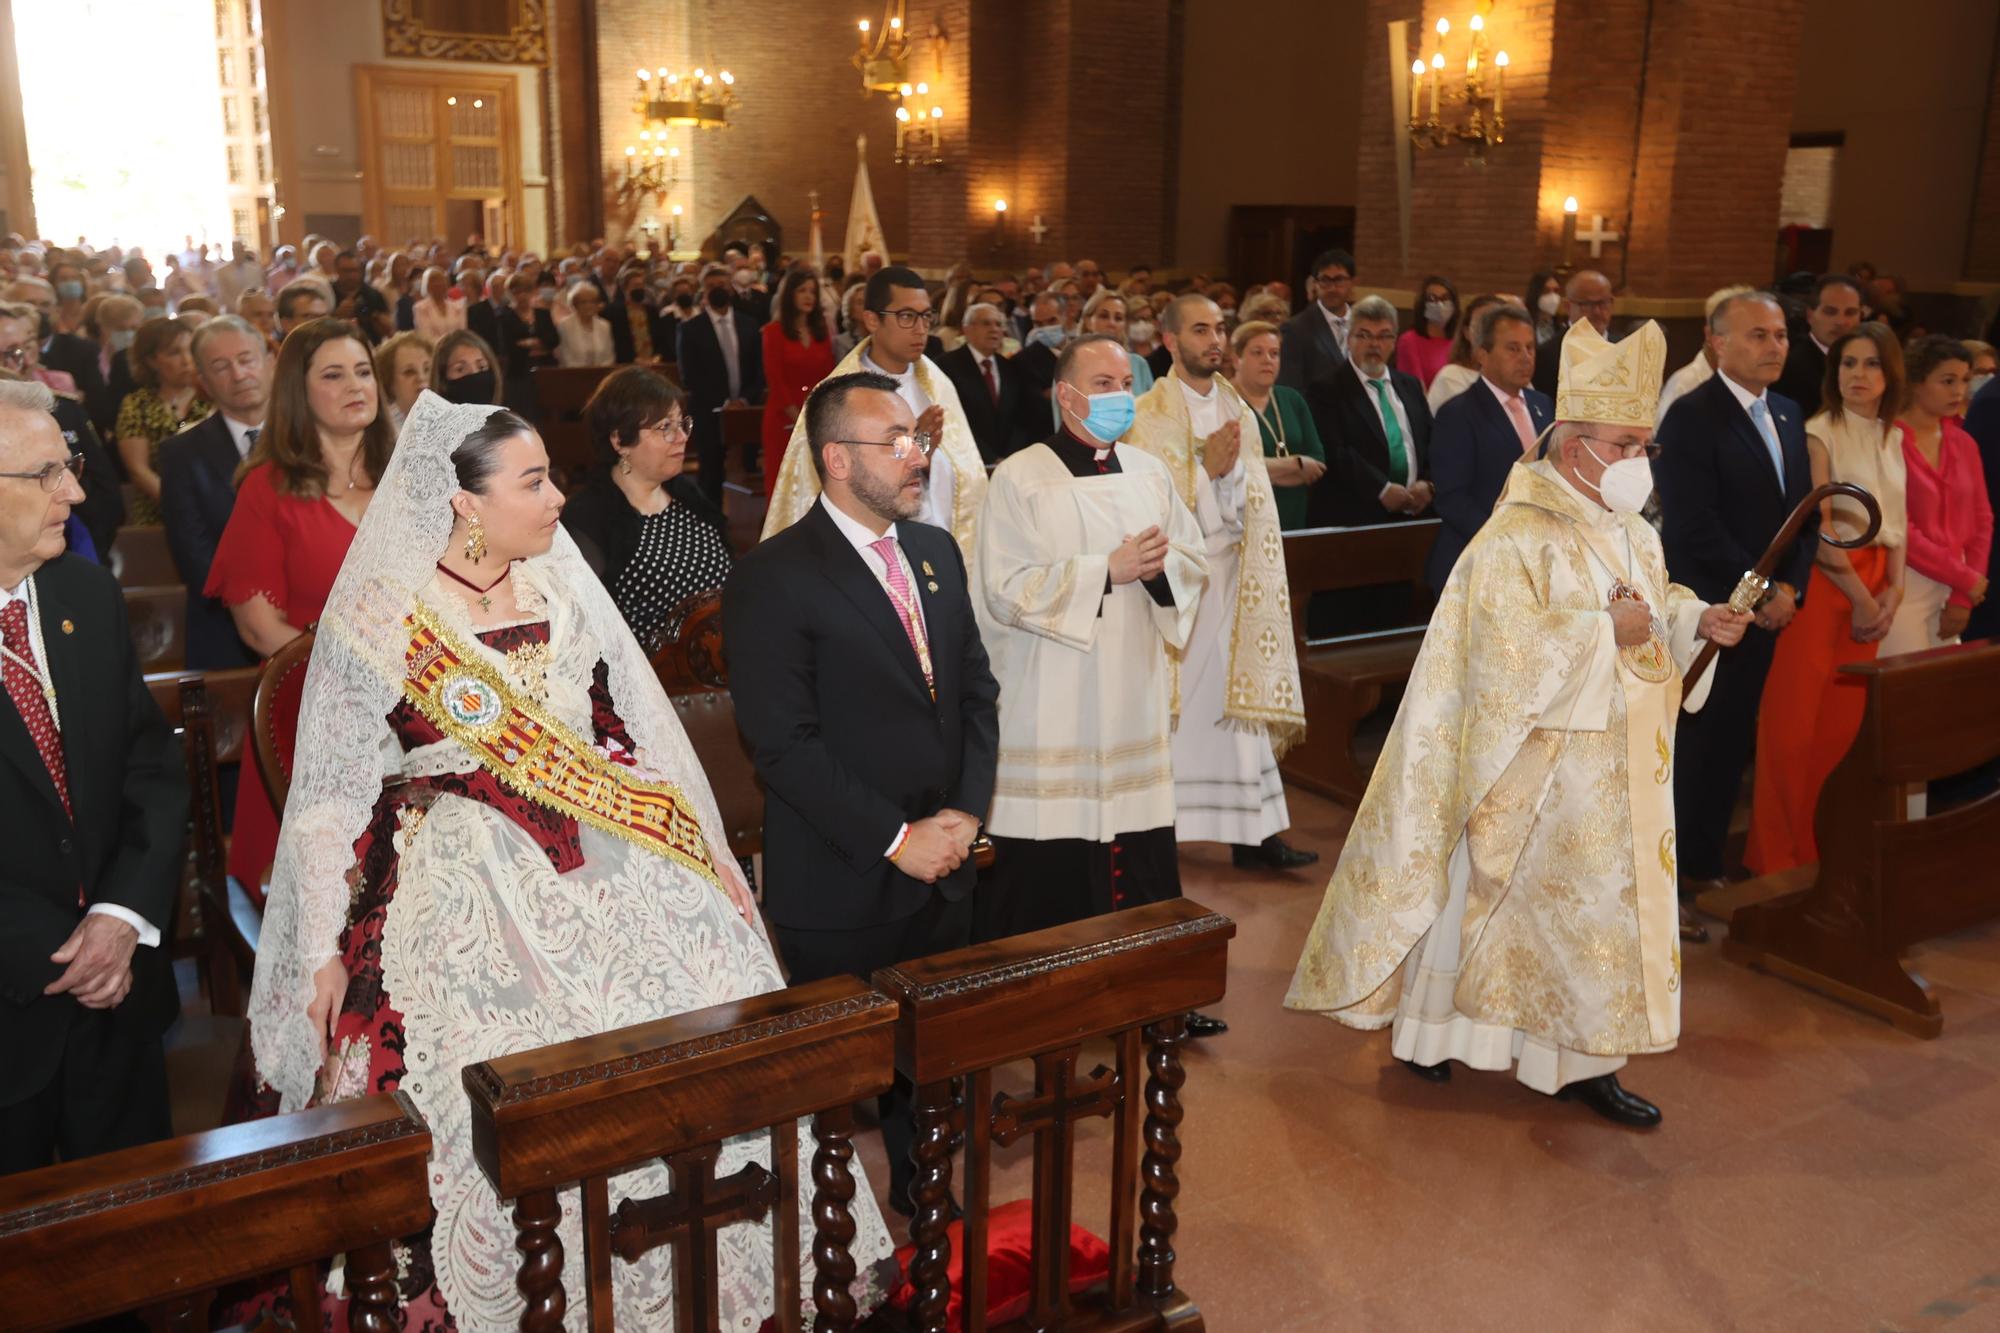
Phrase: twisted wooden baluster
[
  {"left": 514, "top": 1188, "right": 567, "bottom": 1332},
  {"left": 345, "top": 1239, "right": 400, "bottom": 1333},
  {"left": 908, "top": 1079, "right": 958, "bottom": 1333},
  {"left": 811, "top": 1106, "right": 861, "bottom": 1332},
  {"left": 1138, "top": 1016, "right": 1188, "bottom": 1300}
]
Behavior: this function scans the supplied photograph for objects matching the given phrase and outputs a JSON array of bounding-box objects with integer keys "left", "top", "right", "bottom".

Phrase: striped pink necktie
[
  {"left": 869, "top": 535, "right": 932, "bottom": 690},
  {"left": 1504, "top": 394, "right": 1537, "bottom": 454}
]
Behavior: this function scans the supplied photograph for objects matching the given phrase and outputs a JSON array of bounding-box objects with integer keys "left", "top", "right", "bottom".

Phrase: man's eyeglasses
[
  {"left": 0, "top": 453, "right": 85, "bottom": 491},
  {"left": 873, "top": 307, "right": 938, "bottom": 330},
  {"left": 836, "top": 431, "right": 935, "bottom": 460},
  {"left": 1579, "top": 435, "right": 1660, "bottom": 461}
]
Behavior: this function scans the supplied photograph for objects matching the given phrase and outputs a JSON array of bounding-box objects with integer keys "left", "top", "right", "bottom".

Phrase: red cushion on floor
[{"left": 888, "top": 1197, "right": 1113, "bottom": 1328}]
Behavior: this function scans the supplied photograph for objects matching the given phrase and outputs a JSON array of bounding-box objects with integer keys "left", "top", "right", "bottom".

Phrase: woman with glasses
[{"left": 562, "top": 365, "right": 730, "bottom": 653}]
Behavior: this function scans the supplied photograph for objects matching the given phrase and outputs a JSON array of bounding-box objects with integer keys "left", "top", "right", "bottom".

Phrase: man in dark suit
[
  {"left": 466, "top": 271, "right": 505, "bottom": 353},
  {"left": 724, "top": 371, "right": 999, "bottom": 1213},
  {"left": 1278, "top": 248, "right": 1356, "bottom": 393},
  {"left": 1656, "top": 292, "right": 1815, "bottom": 916},
  {"left": 1303, "top": 294, "right": 1434, "bottom": 528},
  {"left": 0, "top": 384, "right": 185, "bottom": 1173},
  {"left": 937, "top": 302, "right": 1023, "bottom": 462},
  {"left": 1773, "top": 274, "right": 1863, "bottom": 415},
  {"left": 159, "top": 315, "right": 269, "bottom": 670},
  {"left": 677, "top": 264, "right": 765, "bottom": 508},
  {"left": 1426, "top": 303, "right": 1554, "bottom": 588},
  {"left": 1531, "top": 269, "right": 1614, "bottom": 401}
]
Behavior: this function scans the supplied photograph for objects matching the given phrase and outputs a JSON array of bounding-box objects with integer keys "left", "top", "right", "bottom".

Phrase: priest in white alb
[
  {"left": 764, "top": 265, "right": 987, "bottom": 557},
  {"left": 971, "top": 334, "right": 1207, "bottom": 951},
  {"left": 1129, "top": 293, "right": 1312, "bottom": 871},
  {"left": 1284, "top": 319, "right": 1752, "bottom": 1126}
]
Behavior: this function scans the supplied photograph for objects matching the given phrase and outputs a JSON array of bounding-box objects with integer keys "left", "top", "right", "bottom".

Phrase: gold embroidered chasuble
[
  {"left": 971, "top": 441, "right": 1208, "bottom": 842},
  {"left": 1127, "top": 374, "right": 1306, "bottom": 757},
  {"left": 760, "top": 337, "right": 988, "bottom": 557},
  {"left": 1286, "top": 461, "right": 1713, "bottom": 1060}
]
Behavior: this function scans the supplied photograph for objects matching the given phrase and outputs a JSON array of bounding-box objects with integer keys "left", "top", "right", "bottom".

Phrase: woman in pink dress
[
  {"left": 206, "top": 318, "right": 395, "bottom": 897},
  {"left": 1395, "top": 274, "right": 1460, "bottom": 390},
  {"left": 760, "top": 266, "right": 836, "bottom": 494}
]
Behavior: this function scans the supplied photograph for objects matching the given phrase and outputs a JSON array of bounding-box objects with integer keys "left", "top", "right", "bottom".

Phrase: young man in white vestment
[
  {"left": 1285, "top": 319, "right": 1753, "bottom": 1126},
  {"left": 763, "top": 265, "right": 988, "bottom": 558},
  {"left": 1129, "top": 293, "right": 1313, "bottom": 871},
  {"left": 972, "top": 335, "right": 1225, "bottom": 1031}
]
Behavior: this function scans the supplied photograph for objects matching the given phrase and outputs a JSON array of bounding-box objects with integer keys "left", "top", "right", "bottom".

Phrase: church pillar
[
  {"left": 1355, "top": 0, "right": 1806, "bottom": 302},
  {"left": 1967, "top": 23, "right": 2000, "bottom": 281},
  {"left": 0, "top": 0, "right": 34, "bottom": 239},
  {"left": 546, "top": 0, "right": 603, "bottom": 249}
]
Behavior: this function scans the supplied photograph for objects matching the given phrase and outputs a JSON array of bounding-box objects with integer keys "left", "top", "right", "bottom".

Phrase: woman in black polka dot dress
[{"left": 561, "top": 366, "right": 732, "bottom": 655}]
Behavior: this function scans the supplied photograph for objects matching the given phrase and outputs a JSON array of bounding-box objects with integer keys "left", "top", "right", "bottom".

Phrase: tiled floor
[{"left": 167, "top": 781, "right": 2000, "bottom": 1332}]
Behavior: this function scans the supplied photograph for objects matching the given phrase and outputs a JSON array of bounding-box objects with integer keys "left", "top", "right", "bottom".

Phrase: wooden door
[{"left": 356, "top": 66, "right": 521, "bottom": 248}]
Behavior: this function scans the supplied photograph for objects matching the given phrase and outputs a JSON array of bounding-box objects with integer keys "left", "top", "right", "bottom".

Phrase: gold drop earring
[{"left": 464, "top": 513, "right": 488, "bottom": 564}]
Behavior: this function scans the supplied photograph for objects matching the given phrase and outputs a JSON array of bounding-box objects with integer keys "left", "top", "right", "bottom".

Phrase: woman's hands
[
  {"left": 307, "top": 956, "right": 347, "bottom": 1059},
  {"left": 717, "top": 852, "right": 758, "bottom": 926}
]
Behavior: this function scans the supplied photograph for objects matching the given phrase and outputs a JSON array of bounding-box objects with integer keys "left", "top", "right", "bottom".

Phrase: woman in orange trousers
[{"left": 1746, "top": 324, "right": 1908, "bottom": 874}]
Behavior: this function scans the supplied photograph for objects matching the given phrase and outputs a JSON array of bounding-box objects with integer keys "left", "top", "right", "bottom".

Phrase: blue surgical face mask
[
  {"left": 1026, "top": 324, "right": 1065, "bottom": 351},
  {"left": 108, "top": 328, "right": 137, "bottom": 351},
  {"left": 1068, "top": 387, "right": 1135, "bottom": 444},
  {"left": 55, "top": 280, "right": 84, "bottom": 303}
]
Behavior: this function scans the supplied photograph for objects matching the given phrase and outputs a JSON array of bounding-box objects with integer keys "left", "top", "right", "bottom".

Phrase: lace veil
[{"left": 248, "top": 389, "right": 737, "bottom": 1110}]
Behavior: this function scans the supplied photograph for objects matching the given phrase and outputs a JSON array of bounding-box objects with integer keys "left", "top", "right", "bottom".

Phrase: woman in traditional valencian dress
[{"left": 246, "top": 391, "right": 894, "bottom": 1330}]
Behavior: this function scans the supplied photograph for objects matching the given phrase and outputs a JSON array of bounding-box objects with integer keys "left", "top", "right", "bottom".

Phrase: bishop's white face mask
[{"left": 1577, "top": 437, "right": 1654, "bottom": 513}]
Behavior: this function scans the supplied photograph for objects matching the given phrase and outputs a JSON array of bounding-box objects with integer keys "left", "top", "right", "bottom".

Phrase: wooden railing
[
  {"left": 463, "top": 974, "right": 899, "bottom": 1332},
  {"left": 872, "top": 898, "right": 1236, "bottom": 1333},
  {"left": 0, "top": 1093, "right": 431, "bottom": 1332},
  {"left": 1718, "top": 639, "right": 2000, "bottom": 1036}
]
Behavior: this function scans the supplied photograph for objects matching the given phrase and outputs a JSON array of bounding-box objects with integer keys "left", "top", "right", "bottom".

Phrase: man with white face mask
[
  {"left": 970, "top": 334, "right": 1208, "bottom": 946},
  {"left": 1287, "top": 318, "right": 1752, "bottom": 1130}
]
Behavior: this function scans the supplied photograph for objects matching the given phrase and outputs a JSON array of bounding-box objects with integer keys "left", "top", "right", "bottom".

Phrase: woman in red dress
[
  {"left": 206, "top": 317, "right": 395, "bottom": 898},
  {"left": 759, "top": 265, "right": 835, "bottom": 494}
]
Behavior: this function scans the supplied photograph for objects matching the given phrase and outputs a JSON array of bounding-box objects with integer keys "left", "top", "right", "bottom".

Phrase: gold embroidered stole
[{"left": 401, "top": 604, "right": 718, "bottom": 887}]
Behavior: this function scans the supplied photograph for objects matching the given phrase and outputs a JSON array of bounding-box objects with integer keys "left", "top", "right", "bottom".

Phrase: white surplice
[
  {"left": 972, "top": 440, "right": 1207, "bottom": 842},
  {"left": 1166, "top": 375, "right": 1289, "bottom": 845}
]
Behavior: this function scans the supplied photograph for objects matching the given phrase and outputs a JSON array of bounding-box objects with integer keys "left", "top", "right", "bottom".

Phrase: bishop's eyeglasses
[{"left": 835, "top": 431, "right": 936, "bottom": 460}]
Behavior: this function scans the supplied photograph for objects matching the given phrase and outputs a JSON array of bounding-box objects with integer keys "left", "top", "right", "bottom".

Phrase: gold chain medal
[{"left": 1610, "top": 578, "right": 1674, "bottom": 683}]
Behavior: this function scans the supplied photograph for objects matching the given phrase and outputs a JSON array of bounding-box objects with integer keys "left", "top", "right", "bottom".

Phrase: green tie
[{"left": 1370, "top": 376, "right": 1409, "bottom": 482}]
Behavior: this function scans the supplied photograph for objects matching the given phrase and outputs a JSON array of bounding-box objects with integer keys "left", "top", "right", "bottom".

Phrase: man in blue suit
[
  {"left": 1655, "top": 293, "right": 1815, "bottom": 926},
  {"left": 1425, "top": 304, "right": 1553, "bottom": 589},
  {"left": 157, "top": 315, "right": 269, "bottom": 670}
]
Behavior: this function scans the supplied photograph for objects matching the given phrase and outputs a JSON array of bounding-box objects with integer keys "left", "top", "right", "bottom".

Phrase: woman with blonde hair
[{"left": 373, "top": 329, "right": 433, "bottom": 435}]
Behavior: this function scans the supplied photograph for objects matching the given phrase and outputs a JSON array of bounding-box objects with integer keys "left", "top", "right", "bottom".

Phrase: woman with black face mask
[{"left": 429, "top": 329, "right": 503, "bottom": 406}]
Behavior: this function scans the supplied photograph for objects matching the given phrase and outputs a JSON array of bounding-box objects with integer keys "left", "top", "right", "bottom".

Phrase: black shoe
[
  {"left": 1400, "top": 1057, "right": 1451, "bottom": 1083},
  {"left": 1230, "top": 836, "right": 1322, "bottom": 870},
  {"left": 1183, "top": 1010, "right": 1229, "bottom": 1038},
  {"left": 1556, "top": 1074, "right": 1661, "bottom": 1128}
]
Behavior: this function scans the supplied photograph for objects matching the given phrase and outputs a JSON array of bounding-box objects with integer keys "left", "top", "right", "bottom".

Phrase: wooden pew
[
  {"left": 463, "top": 975, "right": 898, "bottom": 1332},
  {"left": 125, "top": 584, "right": 188, "bottom": 671},
  {"left": 0, "top": 1092, "right": 432, "bottom": 1332},
  {"left": 531, "top": 364, "right": 623, "bottom": 483},
  {"left": 110, "top": 523, "right": 177, "bottom": 588},
  {"left": 1277, "top": 520, "right": 1439, "bottom": 806},
  {"left": 872, "top": 898, "right": 1237, "bottom": 1333},
  {"left": 1714, "top": 639, "right": 2000, "bottom": 1037},
  {"left": 146, "top": 667, "right": 261, "bottom": 1016},
  {"left": 651, "top": 590, "right": 767, "bottom": 865},
  {"left": 722, "top": 402, "right": 769, "bottom": 551}
]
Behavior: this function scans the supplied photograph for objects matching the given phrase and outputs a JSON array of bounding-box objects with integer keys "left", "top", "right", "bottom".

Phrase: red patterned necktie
[
  {"left": 983, "top": 355, "right": 999, "bottom": 406},
  {"left": 1, "top": 599, "right": 70, "bottom": 819},
  {"left": 868, "top": 535, "right": 933, "bottom": 694}
]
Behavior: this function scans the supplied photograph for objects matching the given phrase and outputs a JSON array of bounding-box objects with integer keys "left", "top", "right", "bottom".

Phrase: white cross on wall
[
  {"left": 1028, "top": 214, "right": 1049, "bottom": 246},
  {"left": 1578, "top": 214, "right": 1621, "bottom": 258}
]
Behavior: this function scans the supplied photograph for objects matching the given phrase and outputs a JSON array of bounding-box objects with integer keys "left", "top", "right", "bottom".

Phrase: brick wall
[{"left": 1967, "top": 24, "right": 2000, "bottom": 281}]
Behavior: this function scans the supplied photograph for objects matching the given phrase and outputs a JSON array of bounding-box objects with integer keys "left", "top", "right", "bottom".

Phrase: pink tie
[
  {"left": 869, "top": 535, "right": 932, "bottom": 692},
  {"left": 1504, "top": 394, "right": 1537, "bottom": 455}
]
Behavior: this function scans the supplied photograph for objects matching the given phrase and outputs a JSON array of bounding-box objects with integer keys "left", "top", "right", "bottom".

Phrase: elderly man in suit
[
  {"left": 158, "top": 315, "right": 270, "bottom": 670},
  {"left": 1773, "top": 274, "right": 1863, "bottom": 414},
  {"left": 938, "top": 302, "right": 1022, "bottom": 462},
  {"left": 1278, "top": 248, "right": 1356, "bottom": 393},
  {"left": 0, "top": 381, "right": 185, "bottom": 1173},
  {"left": 1532, "top": 269, "right": 1616, "bottom": 401},
  {"left": 677, "top": 262, "right": 765, "bottom": 509},
  {"left": 725, "top": 370, "right": 998, "bottom": 1214},
  {"left": 1656, "top": 292, "right": 1815, "bottom": 935},
  {"left": 1426, "top": 302, "right": 1554, "bottom": 588},
  {"left": 1304, "top": 293, "right": 1434, "bottom": 527}
]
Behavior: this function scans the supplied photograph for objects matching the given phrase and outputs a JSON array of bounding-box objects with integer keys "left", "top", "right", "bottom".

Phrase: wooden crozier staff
[{"left": 1682, "top": 481, "right": 1883, "bottom": 695}]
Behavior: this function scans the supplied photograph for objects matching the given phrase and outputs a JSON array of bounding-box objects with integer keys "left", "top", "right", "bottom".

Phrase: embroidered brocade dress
[{"left": 252, "top": 586, "right": 893, "bottom": 1331}]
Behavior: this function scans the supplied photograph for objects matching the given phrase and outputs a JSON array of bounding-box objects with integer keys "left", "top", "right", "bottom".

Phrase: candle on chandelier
[
  {"left": 1430, "top": 51, "right": 1443, "bottom": 118},
  {"left": 1494, "top": 51, "right": 1507, "bottom": 116},
  {"left": 1410, "top": 59, "right": 1424, "bottom": 122}
]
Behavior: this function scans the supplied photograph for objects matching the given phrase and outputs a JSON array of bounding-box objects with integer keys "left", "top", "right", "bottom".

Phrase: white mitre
[{"left": 1554, "top": 316, "right": 1669, "bottom": 427}]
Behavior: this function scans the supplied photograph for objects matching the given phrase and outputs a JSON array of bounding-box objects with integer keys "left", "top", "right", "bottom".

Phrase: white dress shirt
[
  {"left": 817, "top": 496, "right": 931, "bottom": 856},
  {"left": 861, "top": 349, "right": 956, "bottom": 530},
  {"left": 555, "top": 314, "right": 616, "bottom": 368},
  {"left": 221, "top": 411, "right": 260, "bottom": 458},
  {"left": 710, "top": 307, "right": 743, "bottom": 400},
  {"left": 0, "top": 578, "right": 159, "bottom": 947},
  {"left": 1353, "top": 360, "right": 1418, "bottom": 489}
]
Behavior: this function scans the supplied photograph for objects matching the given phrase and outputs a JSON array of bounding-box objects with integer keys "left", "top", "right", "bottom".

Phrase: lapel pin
[
  {"left": 926, "top": 580, "right": 940, "bottom": 593},
  {"left": 60, "top": 619, "right": 74, "bottom": 635},
  {"left": 921, "top": 560, "right": 935, "bottom": 576}
]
